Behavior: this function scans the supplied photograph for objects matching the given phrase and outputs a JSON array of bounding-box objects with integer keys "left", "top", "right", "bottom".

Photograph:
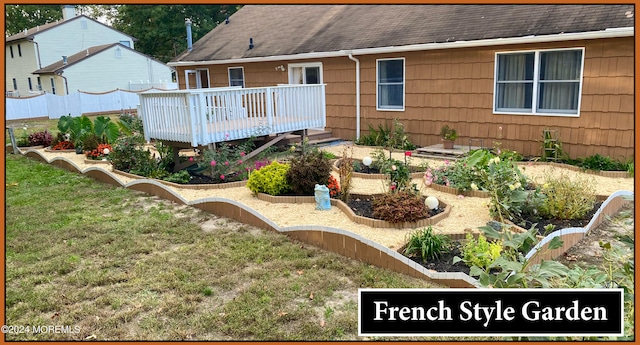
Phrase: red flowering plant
[
  {"left": 51, "top": 140, "right": 74, "bottom": 150},
  {"left": 86, "top": 143, "right": 112, "bottom": 160},
  {"left": 327, "top": 175, "right": 341, "bottom": 198}
]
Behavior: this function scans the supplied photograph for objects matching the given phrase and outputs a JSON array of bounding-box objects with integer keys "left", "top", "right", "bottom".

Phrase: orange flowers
[
  {"left": 327, "top": 175, "right": 340, "bottom": 197},
  {"left": 51, "top": 141, "right": 74, "bottom": 150},
  {"left": 86, "top": 143, "right": 113, "bottom": 159}
]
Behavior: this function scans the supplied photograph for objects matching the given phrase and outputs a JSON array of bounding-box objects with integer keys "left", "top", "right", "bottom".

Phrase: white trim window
[
  {"left": 376, "top": 58, "right": 405, "bottom": 111},
  {"left": 288, "top": 62, "right": 322, "bottom": 84},
  {"left": 114, "top": 47, "right": 122, "bottom": 58},
  {"left": 185, "top": 68, "right": 210, "bottom": 89},
  {"left": 494, "top": 48, "right": 584, "bottom": 117},
  {"left": 228, "top": 67, "right": 244, "bottom": 87}
]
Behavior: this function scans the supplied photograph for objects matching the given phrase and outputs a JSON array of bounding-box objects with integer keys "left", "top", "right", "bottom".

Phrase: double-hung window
[
  {"left": 494, "top": 48, "right": 584, "bottom": 116},
  {"left": 228, "top": 67, "right": 244, "bottom": 87},
  {"left": 377, "top": 58, "right": 405, "bottom": 111}
]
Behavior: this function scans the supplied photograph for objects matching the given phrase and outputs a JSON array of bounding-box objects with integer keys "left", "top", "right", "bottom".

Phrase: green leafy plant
[
  {"left": 355, "top": 118, "right": 415, "bottom": 150},
  {"left": 285, "top": 150, "right": 332, "bottom": 195},
  {"left": 372, "top": 191, "right": 428, "bottom": 223},
  {"left": 81, "top": 134, "right": 101, "bottom": 153},
  {"left": 578, "top": 154, "right": 632, "bottom": 172},
  {"left": 247, "top": 161, "right": 291, "bottom": 196},
  {"left": 118, "top": 112, "right": 144, "bottom": 136},
  {"left": 454, "top": 233, "right": 502, "bottom": 271},
  {"left": 403, "top": 226, "right": 451, "bottom": 262},
  {"left": 440, "top": 125, "right": 458, "bottom": 141},
  {"left": 484, "top": 156, "right": 532, "bottom": 222},
  {"left": 538, "top": 170, "right": 596, "bottom": 220},
  {"left": 93, "top": 116, "right": 121, "bottom": 144},
  {"left": 163, "top": 170, "right": 191, "bottom": 184}
]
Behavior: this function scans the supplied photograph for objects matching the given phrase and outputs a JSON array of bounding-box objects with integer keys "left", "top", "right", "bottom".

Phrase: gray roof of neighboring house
[
  {"left": 5, "top": 15, "right": 136, "bottom": 43},
  {"left": 33, "top": 43, "right": 169, "bottom": 74},
  {"left": 172, "top": 4, "right": 634, "bottom": 63}
]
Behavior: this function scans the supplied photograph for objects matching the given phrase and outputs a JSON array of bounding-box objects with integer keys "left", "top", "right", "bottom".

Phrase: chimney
[
  {"left": 185, "top": 18, "right": 193, "bottom": 52},
  {"left": 62, "top": 5, "right": 76, "bottom": 21},
  {"left": 62, "top": 56, "right": 67, "bottom": 65}
]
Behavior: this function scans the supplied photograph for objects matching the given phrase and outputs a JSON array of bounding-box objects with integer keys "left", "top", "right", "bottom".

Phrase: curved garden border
[
  {"left": 426, "top": 183, "right": 490, "bottom": 198},
  {"left": 516, "top": 161, "right": 632, "bottom": 178},
  {"left": 15, "top": 149, "right": 479, "bottom": 288},
  {"left": 254, "top": 192, "right": 451, "bottom": 229},
  {"left": 522, "top": 191, "right": 633, "bottom": 266},
  {"left": 12, "top": 147, "right": 633, "bottom": 288}
]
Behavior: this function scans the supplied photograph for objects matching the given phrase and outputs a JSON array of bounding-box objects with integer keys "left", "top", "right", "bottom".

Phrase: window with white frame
[
  {"left": 119, "top": 40, "right": 131, "bottom": 48},
  {"left": 115, "top": 47, "right": 122, "bottom": 58},
  {"left": 17, "top": 44, "right": 21, "bottom": 57},
  {"left": 377, "top": 58, "right": 405, "bottom": 111},
  {"left": 288, "top": 62, "right": 322, "bottom": 84},
  {"left": 494, "top": 48, "right": 584, "bottom": 116},
  {"left": 228, "top": 67, "right": 244, "bottom": 87},
  {"left": 9, "top": 46, "right": 13, "bottom": 58}
]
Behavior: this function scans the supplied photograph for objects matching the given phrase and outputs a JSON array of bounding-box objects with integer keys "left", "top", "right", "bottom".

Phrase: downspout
[
  {"left": 57, "top": 72, "right": 69, "bottom": 95},
  {"left": 33, "top": 40, "right": 42, "bottom": 69},
  {"left": 345, "top": 51, "right": 361, "bottom": 140}
]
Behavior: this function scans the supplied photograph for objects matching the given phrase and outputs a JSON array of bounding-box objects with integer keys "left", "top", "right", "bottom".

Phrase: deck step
[{"left": 414, "top": 144, "right": 482, "bottom": 160}]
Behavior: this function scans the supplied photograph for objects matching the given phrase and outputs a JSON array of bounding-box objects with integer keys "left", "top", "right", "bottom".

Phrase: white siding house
[
  {"left": 33, "top": 43, "right": 173, "bottom": 93},
  {"left": 5, "top": 6, "right": 172, "bottom": 96}
]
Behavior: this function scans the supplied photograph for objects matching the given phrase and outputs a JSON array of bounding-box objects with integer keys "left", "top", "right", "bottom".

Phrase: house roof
[
  {"left": 172, "top": 4, "right": 634, "bottom": 63},
  {"left": 5, "top": 14, "right": 136, "bottom": 43},
  {"left": 33, "top": 43, "right": 170, "bottom": 74}
]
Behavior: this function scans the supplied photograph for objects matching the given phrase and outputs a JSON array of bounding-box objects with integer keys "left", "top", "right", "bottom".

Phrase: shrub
[
  {"left": 247, "top": 161, "right": 291, "bottom": 195},
  {"left": 197, "top": 141, "right": 252, "bottom": 183},
  {"left": 538, "top": 170, "right": 596, "bottom": 220},
  {"left": 163, "top": 170, "right": 191, "bottom": 184},
  {"left": 355, "top": 118, "right": 415, "bottom": 150},
  {"left": 118, "top": 112, "right": 144, "bottom": 135},
  {"left": 578, "top": 154, "right": 631, "bottom": 172},
  {"left": 110, "top": 134, "right": 157, "bottom": 175},
  {"left": 82, "top": 134, "right": 101, "bottom": 152},
  {"left": 456, "top": 233, "right": 502, "bottom": 271},
  {"left": 372, "top": 191, "right": 428, "bottom": 223},
  {"left": 403, "top": 226, "right": 451, "bottom": 262},
  {"left": 286, "top": 150, "right": 332, "bottom": 195},
  {"left": 27, "top": 130, "right": 52, "bottom": 147}
]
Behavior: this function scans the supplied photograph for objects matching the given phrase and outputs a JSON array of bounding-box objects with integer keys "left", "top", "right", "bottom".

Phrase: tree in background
[
  {"left": 111, "top": 5, "right": 241, "bottom": 63},
  {"left": 5, "top": 5, "right": 62, "bottom": 36}
]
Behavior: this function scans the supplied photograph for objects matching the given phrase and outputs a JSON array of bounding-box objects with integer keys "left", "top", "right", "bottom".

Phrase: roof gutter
[{"left": 167, "top": 27, "right": 634, "bottom": 67}]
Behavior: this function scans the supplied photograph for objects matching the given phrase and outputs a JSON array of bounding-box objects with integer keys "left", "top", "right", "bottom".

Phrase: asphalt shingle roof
[{"left": 173, "top": 4, "right": 634, "bottom": 62}]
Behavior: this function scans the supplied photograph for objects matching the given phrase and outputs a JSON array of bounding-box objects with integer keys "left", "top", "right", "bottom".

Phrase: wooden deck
[{"left": 138, "top": 84, "right": 326, "bottom": 147}]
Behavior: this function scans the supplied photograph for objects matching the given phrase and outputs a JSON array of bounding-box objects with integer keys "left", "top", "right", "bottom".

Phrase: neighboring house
[
  {"left": 168, "top": 4, "right": 634, "bottom": 159},
  {"left": 5, "top": 5, "right": 173, "bottom": 96},
  {"left": 33, "top": 43, "right": 174, "bottom": 94}
]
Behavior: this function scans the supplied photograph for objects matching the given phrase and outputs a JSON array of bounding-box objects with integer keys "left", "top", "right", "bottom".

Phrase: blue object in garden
[{"left": 314, "top": 184, "right": 331, "bottom": 210}]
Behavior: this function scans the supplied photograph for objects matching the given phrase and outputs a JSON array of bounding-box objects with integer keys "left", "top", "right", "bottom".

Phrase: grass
[{"left": 6, "top": 154, "right": 445, "bottom": 341}]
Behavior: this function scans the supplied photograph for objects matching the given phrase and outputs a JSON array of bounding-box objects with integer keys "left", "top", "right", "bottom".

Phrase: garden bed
[
  {"left": 255, "top": 192, "right": 451, "bottom": 229},
  {"left": 332, "top": 158, "right": 424, "bottom": 180}
]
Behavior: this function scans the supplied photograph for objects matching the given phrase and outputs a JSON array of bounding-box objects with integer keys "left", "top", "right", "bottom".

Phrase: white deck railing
[{"left": 138, "top": 84, "right": 326, "bottom": 147}]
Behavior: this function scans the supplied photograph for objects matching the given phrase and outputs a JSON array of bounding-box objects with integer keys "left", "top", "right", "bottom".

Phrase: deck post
[{"left": 266, "top": 87, "right": 274, "bottom": 131}]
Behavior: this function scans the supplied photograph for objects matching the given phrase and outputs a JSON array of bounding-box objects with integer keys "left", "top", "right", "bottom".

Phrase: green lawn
[{"left": 5, "top": 154, "right": 443, "bottom": 341}]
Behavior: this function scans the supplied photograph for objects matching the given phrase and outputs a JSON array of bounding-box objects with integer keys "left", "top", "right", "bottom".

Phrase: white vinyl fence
[{"left": 5, "top": 89, "right": 144, "bottom": 121}]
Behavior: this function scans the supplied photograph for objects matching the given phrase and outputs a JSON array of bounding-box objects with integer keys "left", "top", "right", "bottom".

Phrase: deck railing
[{"left": 138, "top": 84, "right": 326, "bottom": 147}]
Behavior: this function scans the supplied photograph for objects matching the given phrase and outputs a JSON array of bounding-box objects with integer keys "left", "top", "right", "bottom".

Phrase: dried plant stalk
[{"left": 339, "top": 145, "right": 354, "bottom": 203}]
